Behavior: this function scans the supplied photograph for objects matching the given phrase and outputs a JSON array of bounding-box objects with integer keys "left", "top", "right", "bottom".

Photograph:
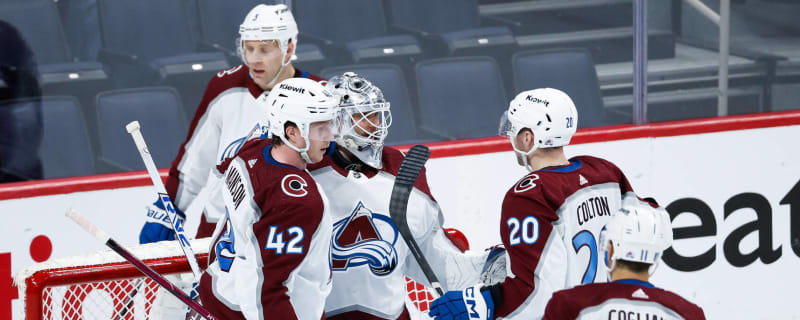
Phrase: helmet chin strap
[
  {"left": 265, "top": 48, "right": 291, "bottom": 88},
  {"left": 510, "top": 136, "right": 537, "bottom": 172},
  {"left": 647, "top": 260, "right": 660, "bottom": 276},
  {"left": 283, "top": 136, "right": 314, "bottom": 164}
]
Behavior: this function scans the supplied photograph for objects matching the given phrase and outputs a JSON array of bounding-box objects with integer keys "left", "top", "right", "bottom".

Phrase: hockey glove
[
  {"left": 139, "top": 199, "right": 185, "bottom": 244},
  {"left": 481, "top": 245, "right": 507, "bottom": 286},
  {"left": 429, "top": 284, "right": 494, "bottom": 320}
]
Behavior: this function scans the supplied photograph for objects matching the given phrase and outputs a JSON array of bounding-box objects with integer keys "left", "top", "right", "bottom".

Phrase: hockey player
[
  {"left": 197, "top": 78, "right": 339, "bottom": 320},
  {"left": 543, "top": 202, "right": 706, "bottom": 319},
  {"left": 308, "top": 72, "right": 505, "bottom": 319},
  {"left": 139, "top": 3, "right": 325, "bottom": 243},
  {"left": 429, "top": 88, "right": 646, "bottom": 319}
]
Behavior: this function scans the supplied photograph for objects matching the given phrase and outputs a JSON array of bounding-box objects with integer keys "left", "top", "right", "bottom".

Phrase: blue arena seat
[
  {"left": 95, "top": 87, "right": 188, "bottom": 172},
  {"left": 415, "top": 57, "right": 507, "bottom": 140},
  {"left": 322, "top": 64, "right": 420, "bottom": 145},
  {"left": 513, "top": 48, "right": 607, "bottom": 128},
  {"left": 96, "top": 0, "right": 230, "bottom": 114},
  {"left": 384, "top": 0, "right": 516, "bottom": 59},
  {"left": 295, "top": 0, "right": 422, "bottom": 66},
  {"left": 39, "top": 96, "right": 96, "bottom": 178}
]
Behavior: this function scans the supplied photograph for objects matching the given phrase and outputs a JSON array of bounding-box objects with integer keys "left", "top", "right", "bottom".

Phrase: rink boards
[{"left": 2, "top": 110, "right": 800, "bottom": 319}]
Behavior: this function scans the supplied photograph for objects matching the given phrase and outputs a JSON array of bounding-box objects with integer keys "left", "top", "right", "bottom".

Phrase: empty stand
[
  {"left": 296, "top": 0, "right": 422, "bottom": 66},
  {"left": 39, "top": 96, "right": 96, "bottom": 178},
  {"left": 513, "top": 48, "right": 608, "bottom": 128},
  {"left": 95, "top": 87, "right": 188, "bottom": 172},
  {"left": 96, "top": 0, "right": 229, "bottom": 114},
  {"left": 415, "top": 57, "right": 507, "bottom": 140}
]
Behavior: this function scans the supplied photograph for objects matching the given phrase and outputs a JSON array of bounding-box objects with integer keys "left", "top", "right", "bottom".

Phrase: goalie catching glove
[{"left": 139, "top": 199, "right": 186, "bottom": 244}]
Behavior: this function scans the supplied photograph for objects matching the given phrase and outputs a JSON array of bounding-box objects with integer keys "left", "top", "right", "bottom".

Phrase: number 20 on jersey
[{"left": 507, "top": 216, "right": 540, "bottom": 246}]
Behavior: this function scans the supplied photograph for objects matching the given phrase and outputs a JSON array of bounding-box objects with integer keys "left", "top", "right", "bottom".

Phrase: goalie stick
[
  {"left": 126, "top": 120, "right": 203, "bottom": 281},
  {"left": 388, "top": 145, "right": 445, "bottom": 297},
  {"left": 66, "top": 209, "right": 218, "bottom": 320}
]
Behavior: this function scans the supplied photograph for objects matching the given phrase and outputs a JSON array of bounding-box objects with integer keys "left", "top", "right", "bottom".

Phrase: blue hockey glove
[
  {"left": 139, "top": 198, "right": 185, "bottom": 244},
  {"left": 429, "top": 284, "right": 494, "bottom": 320}
]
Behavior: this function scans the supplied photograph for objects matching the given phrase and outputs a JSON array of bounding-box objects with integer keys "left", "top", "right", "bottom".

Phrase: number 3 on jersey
[
  {"left": 265, "top": 226, "right": 304, "bottom": 254},
  {"left": 507, "top": 216, "right": 539, "bottom": 246}
]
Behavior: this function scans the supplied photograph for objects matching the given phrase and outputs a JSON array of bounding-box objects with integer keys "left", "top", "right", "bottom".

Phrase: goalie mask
[
  {"left": 264, "top": 78, "right": 340, "bottom": 163},
  {"left": 237, "top": 4, "right": 298, "bottom": 87},
  {"left": 326, "top": 72, "right": 392, "bottom": 169},
  {"left": 599, "top": 201, "right": 673, "bottom": 276},
  {"left": 498, "top": 88, "right": 578, "bottom": 171}
]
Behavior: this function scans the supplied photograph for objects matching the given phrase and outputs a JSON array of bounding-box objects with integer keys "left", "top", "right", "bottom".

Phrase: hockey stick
[
  {"left": 66, "top": 209, "right": 218, "bottom": 320},
  {"left": 388, "top": 145, "right": 445, "bottom": 297},
  {"left": 126, "top": 120, "right": 203, "bottom": 282}
]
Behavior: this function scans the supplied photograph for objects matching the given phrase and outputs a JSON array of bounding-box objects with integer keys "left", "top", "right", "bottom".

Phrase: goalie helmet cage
[{"left": 14, "top": 238, "right": 437, "bottom": 320}]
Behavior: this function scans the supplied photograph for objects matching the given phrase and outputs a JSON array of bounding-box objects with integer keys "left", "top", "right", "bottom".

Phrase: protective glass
[{"left": 498, "top": 111, "right": 517, "bottom": 138}]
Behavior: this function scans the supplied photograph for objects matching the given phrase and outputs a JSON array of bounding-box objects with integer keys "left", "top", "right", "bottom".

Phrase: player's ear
[
  {"left": 284, "top": 41, "right": 295, "bottom": 64},
  {"left": 285, "top": 124, "right": 301, "bottom": 144},
  {"left": 522, "top": 129, "right": 535, "bottom": 149}
]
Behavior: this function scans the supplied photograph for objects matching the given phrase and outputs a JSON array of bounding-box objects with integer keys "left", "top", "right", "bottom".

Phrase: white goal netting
[{"left": 15, "top": 238, "right": 436, "bottom": 320}]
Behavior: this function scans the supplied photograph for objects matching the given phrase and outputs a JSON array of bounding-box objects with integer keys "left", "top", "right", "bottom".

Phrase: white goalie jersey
[{"left": 308, "top": 147, "right": 488, "bottom": 319}]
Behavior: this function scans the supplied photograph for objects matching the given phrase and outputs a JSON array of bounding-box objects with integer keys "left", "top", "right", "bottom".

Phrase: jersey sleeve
[
  {"left": 212, "top": 157, "right": 265, "bottom": 319},
  {"left": 492, "top": 191, "right": 567, "bottom": 318},
  {"left": 165, "top": 82, "right": 224, "bottom": 213}
]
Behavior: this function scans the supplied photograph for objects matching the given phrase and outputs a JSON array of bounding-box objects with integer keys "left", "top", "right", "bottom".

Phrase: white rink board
[{"left": 3, "top": 124, "right": 800, "bottom": 319}]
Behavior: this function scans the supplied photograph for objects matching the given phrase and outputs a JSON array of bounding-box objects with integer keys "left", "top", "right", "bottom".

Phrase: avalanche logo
[
  {"left": 220, "top": 123, "right": 266, "bottom": 162},
  {"left": 221, "top": 136, "right": 247, "bottom": 162},
  {"left": 281, "top": 174, "right": 308, "bottom": 197},
  {"left": 331, "top": 202, "right": 399, "bottom": 276},
  {"left": 514, "top": 173, "right": 540, "bottom": 193}
]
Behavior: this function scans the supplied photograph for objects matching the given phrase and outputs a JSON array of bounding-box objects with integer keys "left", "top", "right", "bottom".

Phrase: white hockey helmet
[
  {"left": 325, "top": 72, "right": 392, "bottom": 169},
  {"left": 599, "top": 201, "right": 673, "bottom": 275},
  {"left": 237, "top": 4, "right": 298, "bottom": 66},
  {"left": 499, "top": 88, "right": 578, "bottom": 169},
  {"left": 264, "top": 78, "right": 340, "bottom": 163}
]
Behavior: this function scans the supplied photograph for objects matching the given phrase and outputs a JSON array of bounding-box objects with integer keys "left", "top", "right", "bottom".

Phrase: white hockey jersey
[
  {"left": 308, "top": 147, "right": 487, "bottom": 320},
  {"left": 198, "top": 139, "right": 333, "bottom": 320},
  {"left": 163, "top": 65, "right": 324, "bottom": 237}
]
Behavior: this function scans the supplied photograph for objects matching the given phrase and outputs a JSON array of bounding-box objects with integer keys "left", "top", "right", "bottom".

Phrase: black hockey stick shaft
[
  {"left": 66, "top": 209, "right": 218, "bottom": 320},
  {"left": 388, "top": 145, "right": 445, "bottom": 297}
]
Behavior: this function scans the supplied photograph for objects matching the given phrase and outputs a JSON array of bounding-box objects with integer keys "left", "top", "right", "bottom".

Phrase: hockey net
[{"left": 15, "top": 238, "right": 438, "bottom": 320}]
